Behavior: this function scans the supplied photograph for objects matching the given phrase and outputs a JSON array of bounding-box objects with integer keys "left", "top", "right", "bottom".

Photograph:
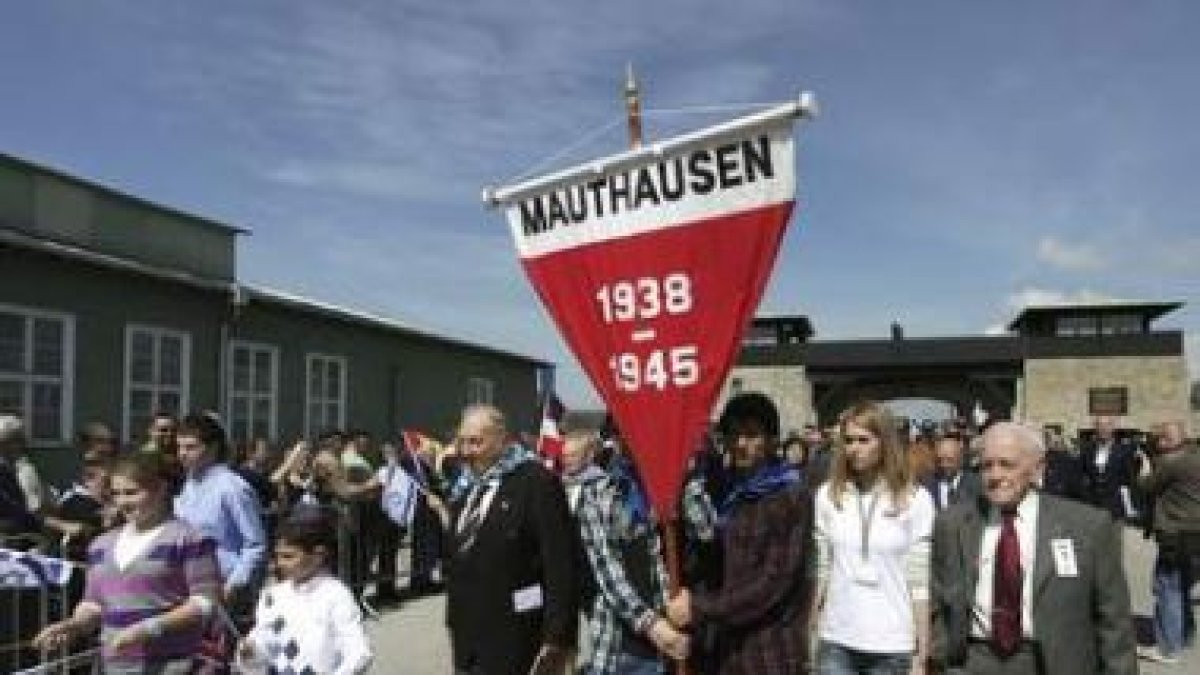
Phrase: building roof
[
  {"left": 749, "top": 314, "right": 816, "bottom": 341},
  {"left": 1, "top": 224, "right": 551, "bottom": 368},
  {"left": 243, "top": 284, "right": 553, "bottom": 367},
  {"left": 0, "top": 152, "right": 249, "bottom": 236},
  {"left": 0, "top": 225, "right": 234, "bottom": 291},
  {"left": 1007, "top": 300, "right": 1184, "bottom": 332}
]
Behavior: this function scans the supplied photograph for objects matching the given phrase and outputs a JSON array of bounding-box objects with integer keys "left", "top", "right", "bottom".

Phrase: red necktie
[{"left": 992, "top": 511, "right": 1023, "bottom": 657}]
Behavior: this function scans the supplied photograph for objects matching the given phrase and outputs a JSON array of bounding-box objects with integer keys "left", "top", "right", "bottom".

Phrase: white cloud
[
  {"left": 982, "top": 286, "right": 1130, "bottom": 335},
  {"left": 1035, "top": 236, "right": 1105, "bottom": 272},
  {"left": 1003, "top": 286, "right": 1128, "bottom": 313},
  {"left": 264, "top": 160, "right": 476, "bottom": 204}
]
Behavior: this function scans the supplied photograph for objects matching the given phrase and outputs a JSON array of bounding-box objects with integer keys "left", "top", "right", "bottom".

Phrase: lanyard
[{"left": 855, "top": 488, "right": 881, "bottom": 560}]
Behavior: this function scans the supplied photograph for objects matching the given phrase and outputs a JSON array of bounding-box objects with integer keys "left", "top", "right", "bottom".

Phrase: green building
[{"left": 0, "top": 153, "right": 550, "bottom": 483}]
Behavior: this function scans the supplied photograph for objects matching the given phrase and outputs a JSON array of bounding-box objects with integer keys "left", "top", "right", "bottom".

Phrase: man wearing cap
[
  {"left": 0, "top": 414, "right": 49, "bottom": 513},
  {"left": 0, "top": 414, "right": 42, "bottom": 537},
  {"left": 931, "top": 422, "right": 1136, "bottom": 674}
]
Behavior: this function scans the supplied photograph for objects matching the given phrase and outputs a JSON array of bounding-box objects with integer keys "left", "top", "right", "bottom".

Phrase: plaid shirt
[{"left": 577, "top": 473, "right": 715, "bottom": 674}]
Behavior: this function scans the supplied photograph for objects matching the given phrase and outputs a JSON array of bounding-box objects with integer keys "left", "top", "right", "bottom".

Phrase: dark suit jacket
[
  {"left": 445, "top": 461, "right": 578, "bottom": 675},
  {"left": 1079, "top": 440, "right": 1139, "bottom": 521},
  {"left": 931, "top": 492, "right": 1137, "bottom": 675},
  {"left": 923, "top": 470, "right": 983, "bottom": 511},
  {"left": 1041, "top": 450, "right": 1085, "bottom": 501}
]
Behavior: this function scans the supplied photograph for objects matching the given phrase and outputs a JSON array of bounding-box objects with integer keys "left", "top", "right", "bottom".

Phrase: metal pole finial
[{"left": 624, "top": 63, "right": 643, "bottom": 149}]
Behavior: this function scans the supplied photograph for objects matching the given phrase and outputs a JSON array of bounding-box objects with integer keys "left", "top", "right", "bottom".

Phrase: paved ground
[{"left": 367, "top": 528, "right": 1198, "bottom": 673}]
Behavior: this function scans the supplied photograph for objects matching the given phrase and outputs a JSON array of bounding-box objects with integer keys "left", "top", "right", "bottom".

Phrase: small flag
[
  {"left": 381, "top": 464, "right": 419, "bottom": 527},
  {"left": 538, "top": 393, "right": 567, "bottom": 470},
  {"left": 0, "top": 547, "right": 76, "bottom": 588}
]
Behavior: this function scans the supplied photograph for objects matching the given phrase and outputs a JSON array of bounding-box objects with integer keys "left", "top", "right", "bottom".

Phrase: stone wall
[
  {"left": 715, "top": 365, "right": 814, "bottom": 436},
  {"left": 1021, "top": 355, "right": 1189, "bottom": 435}
]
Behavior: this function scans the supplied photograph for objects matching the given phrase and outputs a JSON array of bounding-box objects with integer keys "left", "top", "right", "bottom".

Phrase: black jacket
[
  {"left": 923, "top": 469, "right": 983, "bottom": 511},
  {"left": 1079, "top": 439, "right": 1140, "bottom": 521},
  {"left": 1042, "top": 450, "right": 1086, "bottom": 501},
  {"left": 445, "top": 461, "right": 578, "bottom": 674}
]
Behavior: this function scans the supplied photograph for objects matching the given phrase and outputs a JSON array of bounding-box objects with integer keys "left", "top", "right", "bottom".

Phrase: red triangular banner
[{"left": 491, "top": 103, "right": 808, "bottom": 516}]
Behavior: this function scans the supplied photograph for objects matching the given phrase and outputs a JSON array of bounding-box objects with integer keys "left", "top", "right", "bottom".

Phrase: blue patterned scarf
[
  {"left": 450, "top": 443, "right": 537, "bottom": 502},
  {"left": 718, "top": 459, "right": 800, "bottom": 522},
  {"left": 610, "top": 455, "right": 652, "bottom": 527}
]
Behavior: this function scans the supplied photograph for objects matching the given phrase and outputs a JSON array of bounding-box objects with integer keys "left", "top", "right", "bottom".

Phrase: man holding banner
[{"left": 665, "top": 393, "right": 811, "bottom": 673}]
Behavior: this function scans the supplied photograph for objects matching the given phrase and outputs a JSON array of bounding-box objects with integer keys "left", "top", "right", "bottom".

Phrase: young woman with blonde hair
[{"left": 811, "top": 401, "right": 935, "bottom": 674}]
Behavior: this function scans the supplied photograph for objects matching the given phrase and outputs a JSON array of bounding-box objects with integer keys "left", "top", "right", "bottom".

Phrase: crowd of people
[{"left": 1, "top": 395, "right": 1197, "bottom": 674}]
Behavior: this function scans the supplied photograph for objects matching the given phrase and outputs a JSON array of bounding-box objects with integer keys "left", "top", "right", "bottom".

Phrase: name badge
[
  {"left": 1051, "top": 538, "right": 1078, "bottom": 577},
  {"left": 513, "top": 584, "right": 544, "bottom": 613}
]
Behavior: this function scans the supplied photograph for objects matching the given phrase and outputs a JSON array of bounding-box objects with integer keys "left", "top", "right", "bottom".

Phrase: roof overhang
[{"left": 1007, "top": 301, "right": 1184, "bottom": 332}]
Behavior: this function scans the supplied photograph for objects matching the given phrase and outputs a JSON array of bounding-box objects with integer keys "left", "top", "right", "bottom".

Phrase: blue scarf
[
  {"left": 610, "top": 456, "right": 652, "bottom": 527},
  {"left": 718, "top": 459, "right": 800, "bottom": 522},
  {"left": 450, "top": 444, "right": 536, "bottom": 502}
]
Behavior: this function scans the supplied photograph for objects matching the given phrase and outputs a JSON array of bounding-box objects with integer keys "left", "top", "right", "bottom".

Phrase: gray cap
[{"left": 0, "top": 413, "right": 24, "bottom": 443}]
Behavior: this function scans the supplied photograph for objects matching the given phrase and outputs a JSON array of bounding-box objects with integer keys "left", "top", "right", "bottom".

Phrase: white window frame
[
  {"left": 467, "top": 377, "right": 495, "bottom": 405},
  {"left": 226, "top": 340, "right": 279, "bottom": 443},
  {"left": 123, "top": 324, "right": 191, "bottom": 443},
  {"left": 305, "top": 353, "right": 347, "bottom": 437},
  {"left": 0, "top": 303, "right": 75, "bottom": 446}
]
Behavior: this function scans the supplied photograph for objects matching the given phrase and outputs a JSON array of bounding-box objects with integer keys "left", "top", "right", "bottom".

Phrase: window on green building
[
  {"left": 305, "top": 353, "right": 346, "bottom": 437},
  {"left": 227, "top": 340, "right": 278, "bottom": 444},
  {"left": 0, "top": 304, "right": 74, "bottom": 445},
  {"left": 124, "top": 324, "right": 190, "bottom": 444}
]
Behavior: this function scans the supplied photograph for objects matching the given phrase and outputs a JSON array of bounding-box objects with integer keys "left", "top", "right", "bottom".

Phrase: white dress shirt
[
  {"left": 937, "top": 472, "right": 963, "bottom": 508},
  {"left": 972, "top": 491, "right": 1038, "bottom": 639}
]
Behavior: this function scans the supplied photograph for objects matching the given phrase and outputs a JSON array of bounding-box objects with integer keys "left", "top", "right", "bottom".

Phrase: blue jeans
[
  {"left": 1153, "top": 550, "right": 1193, "bottom": 656},
  {"left": 817, "top": 641, "right": 912, "bottom": 675},
  {"left": 612, "top": 652, "right": 664, "bottom": 675}
]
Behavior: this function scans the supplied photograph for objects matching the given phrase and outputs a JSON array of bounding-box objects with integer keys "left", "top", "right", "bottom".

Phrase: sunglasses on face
[{"left": 843, "top": 435, "right": 875, "bottom": 445}]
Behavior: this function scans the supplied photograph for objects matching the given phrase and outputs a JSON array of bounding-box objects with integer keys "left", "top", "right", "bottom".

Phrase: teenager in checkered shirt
[{"left": 575, "top": 428, "right": 717, "bottom": 674}]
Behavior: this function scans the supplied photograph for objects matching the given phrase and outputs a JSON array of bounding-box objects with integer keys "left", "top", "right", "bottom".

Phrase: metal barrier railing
[
  {"left": 0, "top": 533, "right": 94, "bottom": 675},
  {"left": 332, "top": 499, "right": 381, "bottom": 619},
  {"left": 1, "top": 532, "right": 243, "bottom": 674}
]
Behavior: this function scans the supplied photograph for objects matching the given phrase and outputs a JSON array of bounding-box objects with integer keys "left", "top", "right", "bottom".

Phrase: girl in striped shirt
[{"left": 34, "top": 453, "right": 221, "bottom": 674}]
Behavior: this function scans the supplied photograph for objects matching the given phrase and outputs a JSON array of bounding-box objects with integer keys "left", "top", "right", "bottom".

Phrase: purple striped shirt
[{"left": 83, "top": 518, "right": 221, "bottom": 665}]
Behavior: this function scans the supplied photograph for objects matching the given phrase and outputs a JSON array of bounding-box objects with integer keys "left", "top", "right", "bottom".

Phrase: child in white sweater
[{"left": 239, "top": 511, "right": 373, "bottom": 675}]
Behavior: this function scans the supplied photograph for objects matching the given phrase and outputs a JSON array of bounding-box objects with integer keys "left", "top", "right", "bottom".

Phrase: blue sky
[{"left": 2, "top": 1, "right": 1196, "bottom": 408}]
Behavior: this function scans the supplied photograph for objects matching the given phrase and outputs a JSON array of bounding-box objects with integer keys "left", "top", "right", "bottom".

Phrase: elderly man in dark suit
[
  {"left": 924, "top": 431, "right": 983, "bottom": 511},
  {"left": 1079, "top": 415, "right": 1141, "bottom": 522},
  {"left": 444, "top": 404, "right": 577, "bottom": 675},
  {"left": 931, "top": 421, "right": 1136, "bottom": 674}
]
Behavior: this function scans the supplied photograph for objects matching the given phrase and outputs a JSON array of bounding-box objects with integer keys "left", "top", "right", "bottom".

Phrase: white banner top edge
[{"left": 483, "top": 91, "right": 816, "bottom": 208}]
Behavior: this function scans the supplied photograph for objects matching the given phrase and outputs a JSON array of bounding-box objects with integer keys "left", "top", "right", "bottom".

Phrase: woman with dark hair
[
  {"left": 33, "top": 453, "right": 221, "bottom": 673},
  {"left": 173, "top": 411, "right": 268, "bottom": 620},
  {"left": 665, "top": 392, "right": 812, "bottom": 673},
  {"left": 811, "top": 401, "right": 935, "bottom": 674}
]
